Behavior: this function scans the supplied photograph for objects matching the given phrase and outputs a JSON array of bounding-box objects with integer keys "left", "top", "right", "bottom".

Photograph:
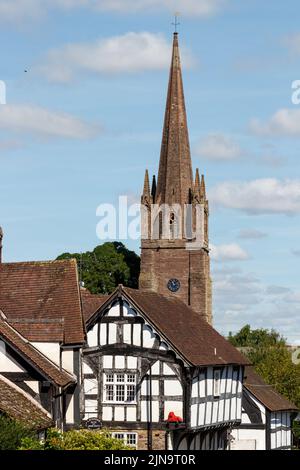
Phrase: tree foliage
[
  {"left": 0, "top": 414, "right": 35, "bottom": 450},
  {"left": 57, "top": 242, "right": 140, "bottom": 295},
  {"left": 229, "top": 325, "right": 300, "bottom": 408},
  {"left": 19, "top": 428, "right": 131, "bottom": 450}
]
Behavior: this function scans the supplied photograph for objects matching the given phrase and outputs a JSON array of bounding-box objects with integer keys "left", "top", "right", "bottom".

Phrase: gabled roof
[
  {"left": 85, "top": 285, "right": 249, "bottom": 367},
  {"left": 0, "top": 260, "right": 85, "bottom": 345},
  {"left": 244, "top": 366, "right": 298, "bottom": 412},
  {"left": 0, "top": 315, "right": 76, "bottom": 388},
  {"left": 0, "top": 374, "right": 53, "bottom": 430}
]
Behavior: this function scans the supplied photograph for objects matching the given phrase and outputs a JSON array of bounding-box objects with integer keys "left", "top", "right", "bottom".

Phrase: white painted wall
[
  {"left": 32, "top": 342, "right": 60, "bottom": 367},
  {"left": 231, "top": 428, "right": 265, "bottom": 450},
  {"left": 61, "top": 350, "right": 73, "bottom": 374},
  {"left": 0, "top": 343, "right": 25, "bottom": 372}
]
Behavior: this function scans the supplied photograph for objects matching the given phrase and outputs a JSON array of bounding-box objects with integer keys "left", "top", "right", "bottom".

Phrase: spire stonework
[{"left": 139, "top": 33, "right": 212, "bottom": 324}]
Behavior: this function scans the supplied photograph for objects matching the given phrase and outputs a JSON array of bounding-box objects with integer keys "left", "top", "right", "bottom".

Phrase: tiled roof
[
  {"left": 80, "top": 288, "right": 109, "bottom": 322},
  {"left": 0, "top": 316, "right": 76, "bottom": 388},
  {"left": 0, "top": 260, "right": 84, "bottom": 345},
  {"left": 244, "top": 366, "right": 298, "bottom": 412},
  {"left": 86, "top": 285, "right": 249, "bottom": 367},
  {"left": 0, "top": 374, "right": 53, "bottom": 430},
  {"left": 123, "top": 288, "right": 249, "bottom": 367}
]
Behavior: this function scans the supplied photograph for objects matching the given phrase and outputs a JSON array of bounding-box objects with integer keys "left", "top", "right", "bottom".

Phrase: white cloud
[
  {"left": 0, "top": 0, "right": 225, "bottom": 23},
  {"left": 210, "top": 243, "right": 249, "bottom": 261},
  {"left": 36, "top": 32, "right": 194, "bottom": 83},
  {"left": 195, "top": 133, "right": 242, "bottom": 161},
  {"left": 238, "top": 229, "right": 267, "bottom": 239},
  {"left": 0, "top": 104, "right": 99, "bottom": 139},
  {"left": 250, "top": 108, "right": 300, "bottom": 138},
  {"left": 210, "top": 178, "right": 300, "bottom": 215}
]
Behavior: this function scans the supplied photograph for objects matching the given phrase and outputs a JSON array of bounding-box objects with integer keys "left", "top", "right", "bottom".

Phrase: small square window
[
  {"left": 106, "top": 374, "right": 114, "bottom": 383},
  {"left": 127, "top": 374, "right": 135, "bottom": 383},
  {"left": 116, "top": 374, "right": 125, "bottom": 383}
]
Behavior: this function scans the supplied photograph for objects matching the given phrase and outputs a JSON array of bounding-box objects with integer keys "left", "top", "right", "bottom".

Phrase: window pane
[
  {"left": 127, "top": 434, "right": 137, "bottom": 446},
  {"left": 106, "top": 385, "right": 114, "bottom": 401},
  {"left": 126, "top": 385, "right": 136, "bottom": 402},
  {"left": 106, "top": 374, "right": 114, "bottom": 383},
  {"left": 116, "top": 385, "right": 125, "bottom": 402},
  {"left": 127, "top": 374, "right": 135, "bottom": 383},
  {"left": 116, "top": 374, "right": 125, "bottom": 383}
]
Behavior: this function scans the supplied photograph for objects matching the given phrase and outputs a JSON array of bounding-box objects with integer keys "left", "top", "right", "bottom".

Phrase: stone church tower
[{"left": 139, "top": 33, "right": 212, "bottom": 324}]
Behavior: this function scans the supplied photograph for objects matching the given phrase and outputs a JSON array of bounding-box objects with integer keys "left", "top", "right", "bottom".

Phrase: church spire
[{"left": 155, "top": 33, "right": 193, "bottom": 206}]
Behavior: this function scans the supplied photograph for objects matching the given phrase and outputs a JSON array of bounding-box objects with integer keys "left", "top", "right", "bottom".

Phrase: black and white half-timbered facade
[{"left": 81, "top": 286, "right": 248, "bottom": 450}]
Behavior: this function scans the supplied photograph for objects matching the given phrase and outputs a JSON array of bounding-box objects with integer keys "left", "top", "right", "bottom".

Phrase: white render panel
[
  {"left": 99, "top": 324, "right": 107, "bottom": 346},
  {"left": 212, "top": 401, "right": 218, "bottom": 423},
  {"left": 164, "top": 380, "right": 182, "bottom": 396},
  {"left": 114, "top": 407, "right": 125, "bottom": 421},
  {"left": 61, "top": 350, "right": 73, "bottom": 374},
  {"left": 163, "top": 363, "right": 175, "bottom": 375},
  {"left": 84, "top": 378, "right": 98, "bottom": 394},
  {"left": 205, "top": 401, "right": 212, "bottom": 425},
  {"left": 126, "top": 407, "right": 137, "bottom": 422},
  {"left": 115, "top": 356, "right": 125, "bottom": 369},
  {"left": 123, "top": 302, "right": 137, "bottom": 316},
  {"left": 84, "top": 400, "right": 98, "bottom": 414},
  {"left": 103, "top": 355, "right": 113, "bottom": 369},
  {"left": 199, "top": 373, "right": 206, "bottom": 397},
  {"left": 141, "top": 401, "right": 159, "bottom": 422},
  {"left": 192, "top": 378, "right": 198, "bottom": 398},
  {"left": 151, "top": 361, "right": 160, "bottom": 374},
  {"left": 32, "top": 342, "right": 60, "bottom": 367},
  {"left": 107, "top": 304, "right": 120, "bottom": 316},
  {"left": 224, "top": 398, "right": 231, "bottom": 422},
  {"left": 127, "top": 356, "right": 137, "bottom": 369},
  {"left": 164, "top": 401, "right": 183, "bottom": 420},
  {"left": 108, "top": 323, "right": 117, "bottom": 344},
  {"left": 143, "top": 325, "right": 156, "bottom": 348},
  {"left": 132, "top": 324, "right": 141, "bottom": 346},
  {"left": 0, "top": 346, "right": 25, "bottom": 372},
  {"left": 226, "top": 366, "right": 233, "bottom": 394},
  {"left": 199, "top": 403, "right": 205, "bottom": 426},
  {"left": 87, "top": 326, "right": 98, "bottom": 347},
  {"left": 191, "top": 404, "right": 197, "bottom": 427},
  {"left": 123, "top": 324, "right": 131, "bottom": 345},
  {"left": 24, "top": 380, "right": 39, "bottom": 394},
  {"left": 102, "top": 406, "right": 113, "bottom": 421},
  {"left": 83, "top": 361, "right": 93, "bottom": 374},
  {"left": 66, "top": 395, "right": 74, "bottom": 424},
  {"left": 206, "top": 368, "right": 213, "bottom": 396}
]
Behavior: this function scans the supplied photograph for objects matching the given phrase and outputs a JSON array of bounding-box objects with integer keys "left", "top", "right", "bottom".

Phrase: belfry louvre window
[{"left": 103, "top": 373, "right": 136, "bottom": 403}]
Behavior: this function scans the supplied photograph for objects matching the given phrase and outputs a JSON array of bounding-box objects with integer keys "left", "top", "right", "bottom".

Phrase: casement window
[
  {"left": 103, "top": 373, "right": 136, "bottom": 403},
  {"left": 213, "top": 369, "right": 221, "bottom": 398},
  {"left": 112, "top": 432, "right": 138, "bottom": 449}
]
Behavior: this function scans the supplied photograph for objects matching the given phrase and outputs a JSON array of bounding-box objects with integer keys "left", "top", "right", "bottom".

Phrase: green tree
[
  {"left": 229, "top": 325, "right": 300, "bottom": 408},
  {"left": 57, "top": 242, "right": 140, "bottom": 295},
  {"left": 19, "top": 428, "right": 131, "bottom": 450},
  {"left": 0, "top": 414, "right": 35, "bottom": 450}
]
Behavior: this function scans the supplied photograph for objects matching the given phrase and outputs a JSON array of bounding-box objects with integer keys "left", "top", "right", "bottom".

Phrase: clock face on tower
[{"left": 167, "top": 278, "right": 180, "bottom": 292}]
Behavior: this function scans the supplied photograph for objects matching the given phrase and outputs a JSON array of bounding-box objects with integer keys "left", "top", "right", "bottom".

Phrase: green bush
[
  {"left": 0, "top": 414, "right": 35, "bottom": 450},
  {"left": 19, "top": 428, "right": 132, "bottom": 450}
]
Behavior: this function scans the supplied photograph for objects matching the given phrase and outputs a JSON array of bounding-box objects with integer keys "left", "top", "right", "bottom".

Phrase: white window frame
[
  {"left": 213, "top": 369, "right": 221, "bottom": 398},
  {"left": 112, "top": 432, "right": 138, "bottom": 449},
  {"left": 103, "top": 372, "right": 137, "bottom": 404}
]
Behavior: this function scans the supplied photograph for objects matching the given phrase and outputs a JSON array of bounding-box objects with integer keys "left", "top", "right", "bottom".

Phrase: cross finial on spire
[{"left": 172, "top": 12, "right": 180, "bottom": 33}]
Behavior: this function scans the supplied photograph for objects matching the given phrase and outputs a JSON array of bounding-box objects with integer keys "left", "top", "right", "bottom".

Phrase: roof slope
[
  {"left": 0, "top": 374, "right": 53, "bottom": 430},
  {"left": 0, "top": 316, "right": 76, "bottom": 388},
  {"left": 85, "top": 286, "right": 249, "bottom": 367},
  {"left": 80, "top": 288, "right": 109, "bottom": 322},
  {"left": 244, "top": 366, "right": 298, "bottom": 412},
  {"left": 0, "top": 260, "right": 84, "bottom": 344}
]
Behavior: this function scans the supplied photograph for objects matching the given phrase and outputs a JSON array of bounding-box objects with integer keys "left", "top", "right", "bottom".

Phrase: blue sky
[{"left": 0, "top": 0, "right": 300, "bottom": 343}]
